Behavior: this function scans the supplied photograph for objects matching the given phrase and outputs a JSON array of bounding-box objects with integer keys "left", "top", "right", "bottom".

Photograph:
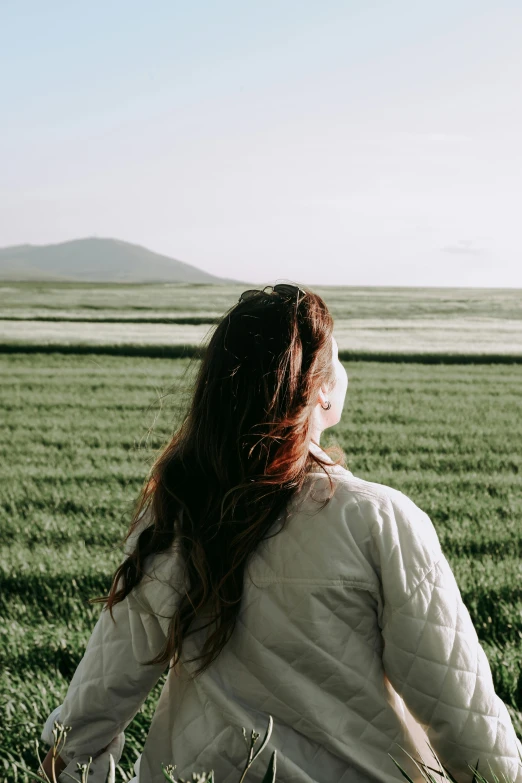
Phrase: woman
[{"left": 39, "top": 283, "right": 522, "bottom": 783}]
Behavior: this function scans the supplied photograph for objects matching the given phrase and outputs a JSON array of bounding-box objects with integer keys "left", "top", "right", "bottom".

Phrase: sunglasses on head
[{"left": 238, "top": 283, "right": 306, "bottom": 305}]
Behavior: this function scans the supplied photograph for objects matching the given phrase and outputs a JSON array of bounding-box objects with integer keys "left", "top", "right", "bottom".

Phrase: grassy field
[
  {"left": 1, "top": 282, "right": 522, "bottom": 781},
  {"left": 1, "top": 348, "right": 522, "bottom": 782},
  {"left": 2, "top": 281, "right": 522, "bottom": 357}
]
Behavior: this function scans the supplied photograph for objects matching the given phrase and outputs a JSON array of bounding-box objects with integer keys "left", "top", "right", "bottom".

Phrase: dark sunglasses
[{"left": 238, "top": 283, "right": 306, "bottom": 305}]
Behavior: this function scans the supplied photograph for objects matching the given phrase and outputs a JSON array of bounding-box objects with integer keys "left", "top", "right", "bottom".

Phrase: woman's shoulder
[
  {"left": 305, "top": 461, "right": 406, "bottom": 510},
  {"left": 306, "top": 442, "right": 409, "bottom": 510},
  {"left": 305, "top": 468, "right": 443, "bottom": 592}
]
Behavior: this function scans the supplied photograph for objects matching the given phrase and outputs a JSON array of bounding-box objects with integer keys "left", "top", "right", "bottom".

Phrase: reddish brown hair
[{"left": 90, "top": 284, "right": 347, "bottom": 678}]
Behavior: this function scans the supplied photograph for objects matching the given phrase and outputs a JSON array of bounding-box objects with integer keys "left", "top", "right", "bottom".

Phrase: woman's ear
[{"left": 317, "top": 384, "right": 329, "bottom": 406}]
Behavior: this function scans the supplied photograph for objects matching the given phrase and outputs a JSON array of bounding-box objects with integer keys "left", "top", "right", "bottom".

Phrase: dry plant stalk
[
  {"left": 7, "top": 715, "right": 276, "bottom": 783},
  {"left": 5, "top": 713, "right": 521, "bottom": 783}
]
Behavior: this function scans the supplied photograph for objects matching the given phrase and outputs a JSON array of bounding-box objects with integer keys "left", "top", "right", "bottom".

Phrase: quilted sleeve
[
  {"left": 379, "top": 493, "right": 522, "bottom": 783},
  {"left": 56, "top": 586, "right": 171, "bottom": 762},
  {"left": 45, "top": 508, "right": 182, "bottom": 763}
]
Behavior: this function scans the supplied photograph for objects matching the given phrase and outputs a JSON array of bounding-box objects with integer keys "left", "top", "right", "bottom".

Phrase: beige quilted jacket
[{"left": 41, "top": 441, "right": 522, "bottom": 783}]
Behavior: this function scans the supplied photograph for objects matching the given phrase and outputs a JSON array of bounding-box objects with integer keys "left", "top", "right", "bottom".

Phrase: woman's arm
[
  {"left": 382, "top": 554, "right": 522, "bottom": 782},
  {"left": 39, "top": 509, "right": 176, "bottom": 766},
  {"left": 375, "top": 491, "right": 522, "bottom": 783},
  {"left": 45, "top": 591, "right": 169, "bottom": 763}
]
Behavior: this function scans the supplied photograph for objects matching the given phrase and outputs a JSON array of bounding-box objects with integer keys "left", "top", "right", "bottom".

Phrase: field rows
[
  {"left": 2, "top": 317, "right": 522, "bottom": 355},
  {"left": 2, "top": 282, "right": 522, "bottom": 358},
  {"left": 3, "top": 282, "right": 522, "bottom": 320}
]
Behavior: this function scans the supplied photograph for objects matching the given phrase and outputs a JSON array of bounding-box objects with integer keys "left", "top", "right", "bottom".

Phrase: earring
[{"left": 321, "top": 401, "right": 331, "bottom": 410}]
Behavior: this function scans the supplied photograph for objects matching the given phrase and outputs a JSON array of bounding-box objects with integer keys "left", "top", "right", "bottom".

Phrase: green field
[
  {"left": 1, "top": 349, "right": 522, "bottom": 781},
  {"left": 1, "top": 282, "right": 522, "bottom": 781}
]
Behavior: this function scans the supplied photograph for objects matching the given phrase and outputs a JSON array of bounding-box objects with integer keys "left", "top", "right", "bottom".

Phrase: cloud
[{"left": 440, "top": 240, "right": 484, "bottom": 255}]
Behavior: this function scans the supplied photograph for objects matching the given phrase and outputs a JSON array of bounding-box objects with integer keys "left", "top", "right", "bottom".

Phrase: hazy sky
[{"left": 2, "top": 0, "right": 522, "bottom": 287}]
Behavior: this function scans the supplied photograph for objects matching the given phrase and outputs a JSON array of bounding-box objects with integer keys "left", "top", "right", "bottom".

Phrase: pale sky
[{"left": 2, "top": 0, "right": 522, "bottom": 287}]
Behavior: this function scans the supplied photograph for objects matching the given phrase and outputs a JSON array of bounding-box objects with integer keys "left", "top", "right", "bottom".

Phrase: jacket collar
[
  {"left": 308, "top": 439, "right": 353, "bottom": 477},
  {"left": 308, "top": 439, "right": 335, "bottom": 463}
]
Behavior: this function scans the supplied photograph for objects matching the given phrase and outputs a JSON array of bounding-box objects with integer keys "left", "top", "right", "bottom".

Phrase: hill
[{"left": 0, "top": 237, "right": 247, "bottom": 284}]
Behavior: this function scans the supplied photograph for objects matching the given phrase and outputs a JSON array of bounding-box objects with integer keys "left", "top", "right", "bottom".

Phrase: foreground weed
[
  {"left": 389, "top": 738, "right": 522, "bottom": 783},
  {"left": 2, "top": 716, "right": 521, "bottom": 783},
  {"left": 1, "top": 716, "right": 276, "bottom": 783}
]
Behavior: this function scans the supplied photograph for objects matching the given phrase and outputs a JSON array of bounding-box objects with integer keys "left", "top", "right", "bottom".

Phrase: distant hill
[{"left": 0, "top": 237, "right": 249, "bottom": 284}]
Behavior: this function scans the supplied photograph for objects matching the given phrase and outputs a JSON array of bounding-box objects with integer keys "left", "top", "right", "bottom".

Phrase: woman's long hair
[{"left": 90, "top": 283, "right": 347, "bottom": 679}]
